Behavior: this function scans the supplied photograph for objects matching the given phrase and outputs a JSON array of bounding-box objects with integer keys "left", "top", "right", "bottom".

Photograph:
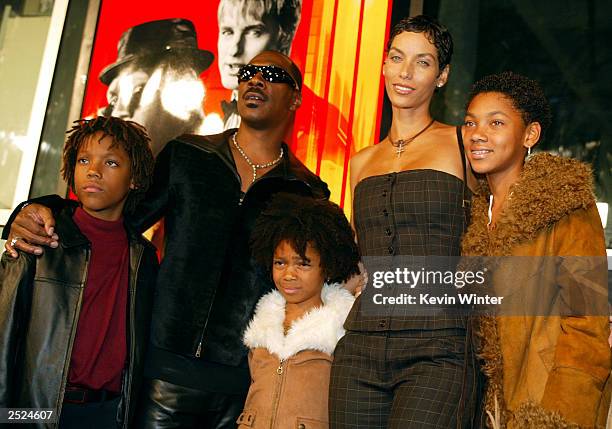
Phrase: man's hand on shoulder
[{"left": 4, "top": 204, "right": 58, "bottom": 258}]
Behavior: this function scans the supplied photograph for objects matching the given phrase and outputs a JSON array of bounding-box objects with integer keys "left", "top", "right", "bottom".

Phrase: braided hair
[{"left": 62, "top": 116, "right": 154, "bottom": 214}]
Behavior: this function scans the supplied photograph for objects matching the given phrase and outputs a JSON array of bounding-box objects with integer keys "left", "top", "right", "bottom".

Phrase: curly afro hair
[
  {"left": 62, "top": 116, "right": 154, "bottom": 214},
  {"left": 388, "top": 15, "right": 453, "bottom": 73},
  {"left": 466, "top": 71, "right": 553, "bottom": 142},
  {"left": 250, "top": 193, "right": 360, "bottom": 284}
]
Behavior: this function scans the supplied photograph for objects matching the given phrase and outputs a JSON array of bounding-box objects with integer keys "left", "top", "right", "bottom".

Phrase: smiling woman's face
[{"left": 383, "top": 31, "right": 448, "bottom": 110}]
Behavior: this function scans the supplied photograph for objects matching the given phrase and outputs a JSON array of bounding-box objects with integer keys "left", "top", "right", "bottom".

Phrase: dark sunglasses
[{"left": 237, "top": 64, "right": 300, "bottom": 90}]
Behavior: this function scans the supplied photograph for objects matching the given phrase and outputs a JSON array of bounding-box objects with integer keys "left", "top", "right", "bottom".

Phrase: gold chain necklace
[
  {"left": 231, "top": 132, "right": 284, "bottom": 184},
  {"left": 390, "top": 119, "right": 435, "bottom": 158}
]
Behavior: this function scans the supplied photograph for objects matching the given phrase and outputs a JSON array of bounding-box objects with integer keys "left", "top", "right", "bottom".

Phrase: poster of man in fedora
[{"left": 98, "top": 18, "right": 214, "bottom": 156}]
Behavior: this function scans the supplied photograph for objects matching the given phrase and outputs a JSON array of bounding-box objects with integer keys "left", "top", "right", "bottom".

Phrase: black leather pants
[{"left": 134, "top": 378, "right": 247, "bottom": 429}]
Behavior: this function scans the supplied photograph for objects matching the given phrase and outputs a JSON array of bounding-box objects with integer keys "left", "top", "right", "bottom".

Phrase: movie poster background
[{"left": 80, "top": 0, "right": 394, "bottom": 214}]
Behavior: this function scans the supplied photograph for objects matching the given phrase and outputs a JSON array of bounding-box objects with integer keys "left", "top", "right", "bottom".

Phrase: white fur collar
[{"left": 243, "top": 284, "right": 355, "bottom": 360}]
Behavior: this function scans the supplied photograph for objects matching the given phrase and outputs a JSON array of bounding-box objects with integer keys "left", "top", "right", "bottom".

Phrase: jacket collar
[
  {"left": 57, "top": 203, "right": 147, "bottom": 249},
  {"left": 55, "top": 203, "right": 88, "bottom": 248},
  {"left": 242, "top": 284, "right": 355, "bottom": 360},
  {"left": 462, "top": 153, "right": 596, "bottom": 256},
  {"left": 175, "top": 129, "right": 330, "bottom": 198},
  {"left": 175, "top": 129, "right": 236, "bottom": 169}
]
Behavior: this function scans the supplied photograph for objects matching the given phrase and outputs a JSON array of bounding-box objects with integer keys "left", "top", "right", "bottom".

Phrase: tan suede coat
[
  {"left": 461, "top": 153, "right": 611, "bottom": 428},
  {"left": 237, "top": 284, "right": 354, "bottom": 429}
]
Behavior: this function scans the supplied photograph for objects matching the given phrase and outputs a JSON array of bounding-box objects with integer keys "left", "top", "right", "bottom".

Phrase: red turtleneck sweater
[{"left": 68, "top": 207, "right": 129, "bottom": 393}]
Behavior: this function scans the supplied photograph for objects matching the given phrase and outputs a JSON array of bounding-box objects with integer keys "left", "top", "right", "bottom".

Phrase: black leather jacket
[
  {"left": 0, "top": 204, "right": 158, "bottom": 428},
  {"left": 135, "top": 130, "right": 329, "bottom": 365}
]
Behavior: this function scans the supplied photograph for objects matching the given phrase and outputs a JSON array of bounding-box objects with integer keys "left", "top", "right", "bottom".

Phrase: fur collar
[
  {"left": 462, "top": 153, "right": 596, "bottom": 256},
  {"left": 243, "top": 284, "right": 355, "bottom": 360},
  {"left": 463, "top": 153, "right": 596, "bottom": 428}
]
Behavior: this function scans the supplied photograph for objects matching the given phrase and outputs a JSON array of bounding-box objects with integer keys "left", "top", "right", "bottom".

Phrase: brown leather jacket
[
  {"left": 236, "top": 284, "right": 354, "bottom": 429},
  {"left": 462, "top": 153, "right": 611, "bottom": 428}
]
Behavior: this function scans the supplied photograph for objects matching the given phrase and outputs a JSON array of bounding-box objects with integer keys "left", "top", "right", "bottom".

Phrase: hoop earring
[{"left": 527, "top": 146, "right": 532, "bottom": 156}]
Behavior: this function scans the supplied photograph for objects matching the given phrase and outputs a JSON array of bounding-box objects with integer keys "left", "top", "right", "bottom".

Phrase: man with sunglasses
[{"left": 2, "top": 51, "right": 328, "bottom": 429}]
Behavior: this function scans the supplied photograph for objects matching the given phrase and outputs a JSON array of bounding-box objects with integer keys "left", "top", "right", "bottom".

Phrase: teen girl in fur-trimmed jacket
[
  {"left": 236, "top": 194, "right": 360, "bottom": 429},
  {"left": 462, "top": 72, "right": 610, "bottom": 428}
]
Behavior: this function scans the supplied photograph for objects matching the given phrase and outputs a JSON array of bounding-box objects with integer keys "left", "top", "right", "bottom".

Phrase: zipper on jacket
[
  {"left": 194, "top": 288, "right": 217, "bottom": 357},
  {"left": 56, "top": 247, "right": 90, "bottom": 425},
  {"left": 195, "top": 280, "right": 220, "bottom": 358},
  {"left": 269, "top": 359, "right": 286, "bottom": 429},
  {"left": 122, "top": 246, "right": 143, "bottom": 427}
]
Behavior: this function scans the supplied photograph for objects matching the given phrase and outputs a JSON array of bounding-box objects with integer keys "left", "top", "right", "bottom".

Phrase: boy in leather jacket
[{"left": 0, "top": 116, "right": 158, "bottom": 428}]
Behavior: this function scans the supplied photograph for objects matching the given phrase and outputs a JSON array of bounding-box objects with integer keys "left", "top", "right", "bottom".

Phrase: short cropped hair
[
  {"left": 251, "top": 193, "right": 360, "bottom": 284},
  {"left": 388, "top": 15, "right": 453, "bottom": 73},
  {"left": 466, "top": 71, "right": 553, "bottom": 141},
  {"left": 218, "top": 0, "right": 302, "bottom": 54},
  {"left": 62, "top": 116, "right": 155, "bottom": 214}
]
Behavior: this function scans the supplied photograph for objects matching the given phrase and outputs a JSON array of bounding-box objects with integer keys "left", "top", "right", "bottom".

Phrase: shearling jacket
[
  {"left": 237, "top": 284, "right": 354, "bottom": 429},
  {"left": 461, "top": 153, "right": 611, "bottom": 428},
  {"left": 0, "top": 204, "right": 158, "bottom": 428},
  {"left": 3, "top": 130, "right": 330, "bottom": 368}
]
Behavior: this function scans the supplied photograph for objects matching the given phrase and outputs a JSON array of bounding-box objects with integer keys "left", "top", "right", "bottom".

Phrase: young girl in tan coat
[
  {"left": 462, "top": 72, "right": 610, "bottom": 428},
  {"left": 236, "top": 193, "right": 360, "bottom": 429}
]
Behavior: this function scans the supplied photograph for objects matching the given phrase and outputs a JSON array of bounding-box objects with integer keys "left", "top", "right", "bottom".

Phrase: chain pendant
[
  {"left": 390, "top": 119, "right": 435, "bottom": 159},
  {"left": 232, "top": 132, "right": 283, "bottom": 185},
  {"left": 395, "top": 142, "right": 406, "bottom": 158}
]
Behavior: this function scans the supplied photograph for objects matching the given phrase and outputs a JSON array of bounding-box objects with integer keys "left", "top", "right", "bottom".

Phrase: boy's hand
[{"left": 4, "top": 204, "right": 58, "bottom": 258}]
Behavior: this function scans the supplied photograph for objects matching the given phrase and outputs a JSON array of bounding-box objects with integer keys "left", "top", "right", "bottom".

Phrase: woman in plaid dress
[{"left": 329, "top": 15, "right": 479, "bottom": 429}]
